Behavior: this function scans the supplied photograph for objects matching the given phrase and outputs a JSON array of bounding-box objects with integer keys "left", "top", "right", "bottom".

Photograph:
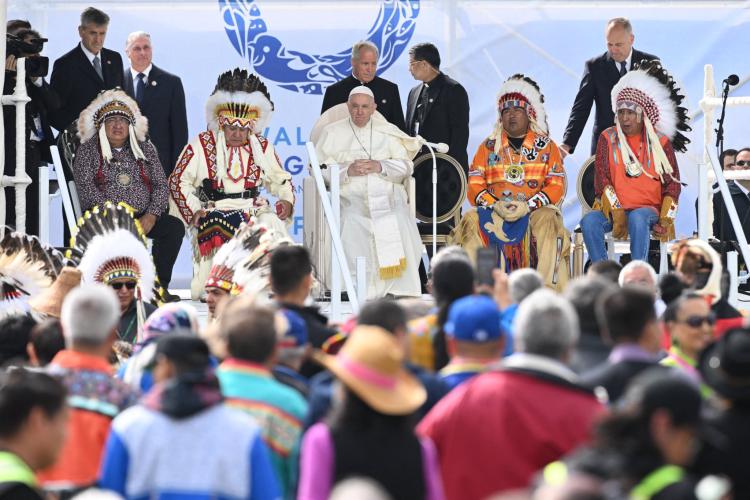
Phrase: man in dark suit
[
  {"left": 123, "top": 31, "right": 188, "bottom": 176},
  {"left": 712, "top": 148, "right": 750, "bottom": 245},
  {"left": 560, "top": 17, "right": 658, "bottom": 157},
  {"left": 405, "top": 43, "right": 469, "bottom": 171},
  {"left": 321, "top": 40, "right": 405, "bottom": 131},
  {"left": 49, "top": 7, "right": 124, "bottom": 134},
  {"left": 3, "top": 28, "right": 60, "bottom": 236}
]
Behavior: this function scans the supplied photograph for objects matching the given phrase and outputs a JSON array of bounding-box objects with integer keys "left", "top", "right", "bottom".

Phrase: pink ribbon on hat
[{"left": 338, "top": 353, "right": 397, "bottom": 390}]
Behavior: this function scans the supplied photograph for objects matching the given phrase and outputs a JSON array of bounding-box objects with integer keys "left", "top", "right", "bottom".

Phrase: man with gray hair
[
  {"left": 38, "top": 284, "right": 139, "bottom": 493},
  {"left": 619, "top": 260, "right": 666, "bottom": 316},
  {"left": 123, "top": 31, "right": 188, "bottom": 177},
  {"left": 419, "top": 288, "right": 603, "bottom": 499},
  {"left": 560, "top": 17, "right": 658, "bottom": 156},
  {"left": 321, "top": 40, "right": 406, "bottom": 130},
  {"left": 315, "top": 86, "right": 423, "bottom": 298}
]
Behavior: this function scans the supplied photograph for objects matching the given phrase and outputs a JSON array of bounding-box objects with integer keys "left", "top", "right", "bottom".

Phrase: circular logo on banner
[{"left": 219, "top": 0, "right": 420, "bottom": 94}]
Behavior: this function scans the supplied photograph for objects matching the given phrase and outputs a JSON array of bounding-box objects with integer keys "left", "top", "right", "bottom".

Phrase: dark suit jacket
[
  {"left": 49, "top": 44, "right": 124, "bottom": 132},
  {"left": 711, "top": 182, "right": 750, "bottom": 244},
  {"left": 123, "top": 65, "right": 188, "bottom": 175},
  {"left": 321, "top": 75, "right": 406, "bottom": 131},
  {"left": 405, "top": 72, "right": 470, "bottom": 171},
  {"left": 562, "top": 49, "right": 658, "bottom": 155},
  {"left": 580, "top": 359, "right": 665, "bottom": 403}
]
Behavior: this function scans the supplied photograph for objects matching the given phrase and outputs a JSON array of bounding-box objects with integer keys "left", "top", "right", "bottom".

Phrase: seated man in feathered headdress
[
  {"left": 452, "top": 75, "right": 570, "bottom": 292},
  {"left": 73, "top": 89, "right": 185, "bottom": 302},
  {"left": 168, "top": 69, "right": 295, "bottom": 300}
]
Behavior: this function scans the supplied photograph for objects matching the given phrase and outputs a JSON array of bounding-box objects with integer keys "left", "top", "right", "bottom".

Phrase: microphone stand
[
  {"left": 415, "top": 122, "right": 439, "bottom": 262},
  {"left": 715, "top": 79, "right": 731, "bottom": 246}
]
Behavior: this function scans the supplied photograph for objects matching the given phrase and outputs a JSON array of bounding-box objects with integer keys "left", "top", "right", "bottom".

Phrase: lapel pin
[
  {"left": 106, "top": 60, "right": 111, "bottom": 65},
  {"left": 429, "top": 98, "right": 434, "bottom": 102},
  {"left": 381, "top": 99, "right": 387, "bottom": 103},
  {"left": 151, "top": 81, "right": 157, "bottom": 86}
]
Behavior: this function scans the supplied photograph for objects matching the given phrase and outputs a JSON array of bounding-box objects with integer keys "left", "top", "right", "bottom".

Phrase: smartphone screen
[{"left": 476, "top": 247, "right": 498, "bottom": 287}]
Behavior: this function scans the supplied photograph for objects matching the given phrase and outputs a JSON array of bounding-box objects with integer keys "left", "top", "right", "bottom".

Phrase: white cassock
[{"left": 315, "top": 114, "right": 423, "bottom": 299}]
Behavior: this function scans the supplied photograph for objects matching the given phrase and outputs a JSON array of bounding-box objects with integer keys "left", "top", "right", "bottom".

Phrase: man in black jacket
[
  {"left": 321, "top": 40, "right": 405, "bottom": 131},
  {"left": 123, "top": 31, "right": 188, "bottom": 177},
  {"left": 712, "top": 148, "right": 750, "bottom": 245},
  {"left": 405, "top": 43, "right": 469, "bottom": 172},
  {"left": 3, "top": 28, "right": 60, "bottom": 235},
  {"left": 560, "top": 17, "right": 658, "bottom": 157},
  {"left": 49, "top": 7, "right": 124, "bottom": 135}
]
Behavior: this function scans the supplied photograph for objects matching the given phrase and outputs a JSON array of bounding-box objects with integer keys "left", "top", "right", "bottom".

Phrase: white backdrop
[{"left": 9, "top": 0, "right": 750, "bottom": 287}]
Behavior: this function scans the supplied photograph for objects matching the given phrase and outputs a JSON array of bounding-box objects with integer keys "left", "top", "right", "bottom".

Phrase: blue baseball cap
[
  {"left": 279, "top": 309, "right": 308, "bottom": 348},
  {"left": 444, "top": 295, "right": 501, "bottom": 342}
]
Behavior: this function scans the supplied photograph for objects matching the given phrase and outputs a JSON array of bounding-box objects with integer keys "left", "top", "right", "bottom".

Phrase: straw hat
[
  {"left": 29, "top": 267, "right": 82, "bottom": 318},
  {"left": 313, "top": 325, "right": 426, "bottom": 415}
]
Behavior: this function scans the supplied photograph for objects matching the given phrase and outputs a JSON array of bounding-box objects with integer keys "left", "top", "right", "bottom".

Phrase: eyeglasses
[
  {"left": 110, "top": 282, "right": 137, "bottom": 290},
  {"left": 677, "top": 314, "right": 716, "bottom": 328},
  {"left": 735, "top": 160, "right": 750, "bottom": 167}
]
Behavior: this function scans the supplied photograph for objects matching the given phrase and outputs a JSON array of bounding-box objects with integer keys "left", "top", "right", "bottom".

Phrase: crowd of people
[{"left": 2, "top": 5, "right": 750, "bottom": 500}]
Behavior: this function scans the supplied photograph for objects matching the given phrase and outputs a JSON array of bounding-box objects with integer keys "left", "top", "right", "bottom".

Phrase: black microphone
[{"left": 723, "top": 74, "right": 739, "bottom": 86}]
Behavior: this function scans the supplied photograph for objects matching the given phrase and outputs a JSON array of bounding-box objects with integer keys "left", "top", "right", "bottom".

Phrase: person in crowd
[
  {"left": 418, "top": 289, "right": 603, "bottom": 500},
  {"left": 439, "top": 295, "right": 503, "bottom": 389},
  {"left": 587, "top": 259, "right": 622, "bottom": 283},
  {"left": 453, "top": 74, "right": 569, "bottom": 291},
  {"left": 581, "top": 286, "right": 664, "bottom": 403},
  {"left": 112, "top": 276, "right": 158, "bottom": 344},
  {"left": 73, "top": 89, "right": 184, "bottom": 301},
  {"left": 498, "top": 267, "right": 544, "bottom": 355},
  {"left": 29, "top": 267, "right": 82, "bottom": 320},
  {"left": 306, "top": 299, "right": 450, "bottom": 430},
  {"left": 619, "top": 260, "right": 667, "bottom": 316},
  {"left": 315, "top": 86, "right": 423, "bottom": 299},
  {"left": 0, "top": 369, "right": 68, "bottom": 500},
  {"left": 168, "top": 69, "right": 294, "bottom": 300},
  {"left": 3, "top": 28, "right": 59, "bottom": 236},
  {"left": 321, "top": 40, "right": 405, "bottom": 131},
  {"left": 271, "top": 246, "right": 336, "bottom": 378},
  {"left": 0, "top": 315, "right": 37, "bottom": 367},
  {"left": 661, "top": 293, "right": 714, "bottom": 395},
  {"left": 581, "top": 60, "right": 688, "bottom": 262},
  {"left": 27, "top": 319, "right": 66, "bottom": 367},
  {"left": 299, "top": 325, "right": 444, "bottom": 500},
  {"left": 99, "top": 335, "right": 280, "bottom": 499},
  {"left": 118, "top": 303, "right": 201, "bottom": 393},
  {"left": 560, "top": 17, "right": 658, "bottom": 157},
  {"left": 273, "top": 308, "right": 311, "bottom": 397},
  {"left": 564, "top": 275, "right": 617, "bottom": 373},
  {"left": 697, "top": 328, "right": 750, "bottom": 499},
  {"left": 216, "top": 298, "right": 307, "bottom": 498},
  {"left": 711, "top": 147, "right": 750, "bottom": 245},
  {"left": 37, "top": 284, "right": 139, "bottom": 495},
  {"left": 123, "top": 31, "right": 188, "bottom": 177},
  {"left": 408, "top": 255, "right": 474, "bottom": 371},
  {"left": 539, "top": 371, "right": 705, "bottom": 499},
  {"left": 719, "top": 148, "right": 737, "bottom": 170},
  {"left": 405, "top": 42, "right": 469, "bottom": 171}
]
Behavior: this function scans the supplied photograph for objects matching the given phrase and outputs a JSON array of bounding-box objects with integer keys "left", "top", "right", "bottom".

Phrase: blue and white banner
[{"left": 11, "top": 0, "right": 750, "bottom": 285}]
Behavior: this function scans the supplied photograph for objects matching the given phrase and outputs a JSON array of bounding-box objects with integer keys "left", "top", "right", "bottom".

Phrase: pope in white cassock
[{"left": 315, "top": 86, "right": 424, "bottom": 299}]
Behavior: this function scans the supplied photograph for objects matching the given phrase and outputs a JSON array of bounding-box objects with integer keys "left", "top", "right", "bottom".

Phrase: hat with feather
[
  {"left": 77, "top": 88, "right": 149, "bottom": 163},
  {"left": 0, "top": 229, "right": 68, "bottom": 319},
  {"left": 205, "top": 68, "right": 274, "bottom": 134},
  {"left": 494, "top": 74, "right": 549, "bottom": 136},
  {"left": 611, "top": 60, "right": 691, "bottom": 181}
]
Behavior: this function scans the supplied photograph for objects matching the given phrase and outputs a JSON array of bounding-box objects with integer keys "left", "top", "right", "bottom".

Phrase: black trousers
[{"left": 147, "top": 214, "right": 185, "bottom": 288}]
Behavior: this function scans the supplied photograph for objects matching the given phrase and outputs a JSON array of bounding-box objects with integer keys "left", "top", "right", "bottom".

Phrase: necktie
[
  {"left": 136, "top": 73, "right": 146, "bottom": 104},
  {"left": 93, "top": 55, "right": 104, "bottom": 80},
  {"left": 619, "top": 61, "right": 627, "bottom": 77},
  {"left": 415, "top": 85, "right": 430, "bottom": 135}
]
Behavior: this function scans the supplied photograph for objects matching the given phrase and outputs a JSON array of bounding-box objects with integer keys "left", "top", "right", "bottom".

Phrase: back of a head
[
  {"left": 30, "top": 319, "right": 66, "bottom": 366},
  {"left": 0, "top": 315, "right": 37, "bottom": 367},
  {"left": 662, "top": 292, "right": 704, "bottom": 324},
  {"left": 515, "top": 289, "right": 579, "bottom": 359},
  {"left": 431, "top": 257, "right": 474, "bottom": 305},
  {"left": 154, "top": 335, "right": 211, "bottom": 375},
  {"left": 588, "top": 260, "right": 623, "bottom": 284},
  {"left": 60, "top": 284, "right": 120, "bottom": 348},
  {"left": 565, "top": 276, "right": 617, "bottom": 337},
  {"left": 357, "top": 299, "right": 407, "bottom": 335},
  {"left": 659, "top": 272, "right": 686, "bottom": 306},
  {"left": 597, "top": 286, "right": 656, "bottom": 344},
  {"left": 508, "top": 268, "right": 544, "bottom": 303},
  {"left": 620, "top": 369, "right": 701, "bottom": 427},
  {"left": 0, "top": 368, "right": 66, "bottom": 439},
  {"left": 270, "top": 245, "right": 312, "bottom": 296},
  {"left": 222, "top": 299, "right": 278, "bottom": 363}
]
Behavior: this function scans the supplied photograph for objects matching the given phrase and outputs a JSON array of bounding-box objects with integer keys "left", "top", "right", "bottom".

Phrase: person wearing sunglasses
[
  {"left": 711, "top": 147, "right": 750, "bottom": 249},
  {"left": 111, "top": 278, "right": 156, "bottom": 345},
  {"left": 661, "top": 292, "right": 714, "bottom": 396}
]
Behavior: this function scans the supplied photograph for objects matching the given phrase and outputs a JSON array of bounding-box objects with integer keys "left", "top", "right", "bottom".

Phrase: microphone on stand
[
  {"left": 723, "top": 74, "right": 740, "bottom": 86},
  {"left": 423, "top": 141, "right": 449, "bottom": 154}
]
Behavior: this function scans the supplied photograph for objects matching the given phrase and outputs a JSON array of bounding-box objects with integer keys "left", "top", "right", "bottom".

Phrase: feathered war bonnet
[
  {"left": 77, "top": 88, "right": 149, "bottom": 163},
  {"left": 492, "top": 74, "right": 549, "bottom": 144},
  {"left": 205, "top": 68, "right": 274, "bottom": 134},
  {"left": 611, "top": 60, "right": 691, "bottom": 181}
]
